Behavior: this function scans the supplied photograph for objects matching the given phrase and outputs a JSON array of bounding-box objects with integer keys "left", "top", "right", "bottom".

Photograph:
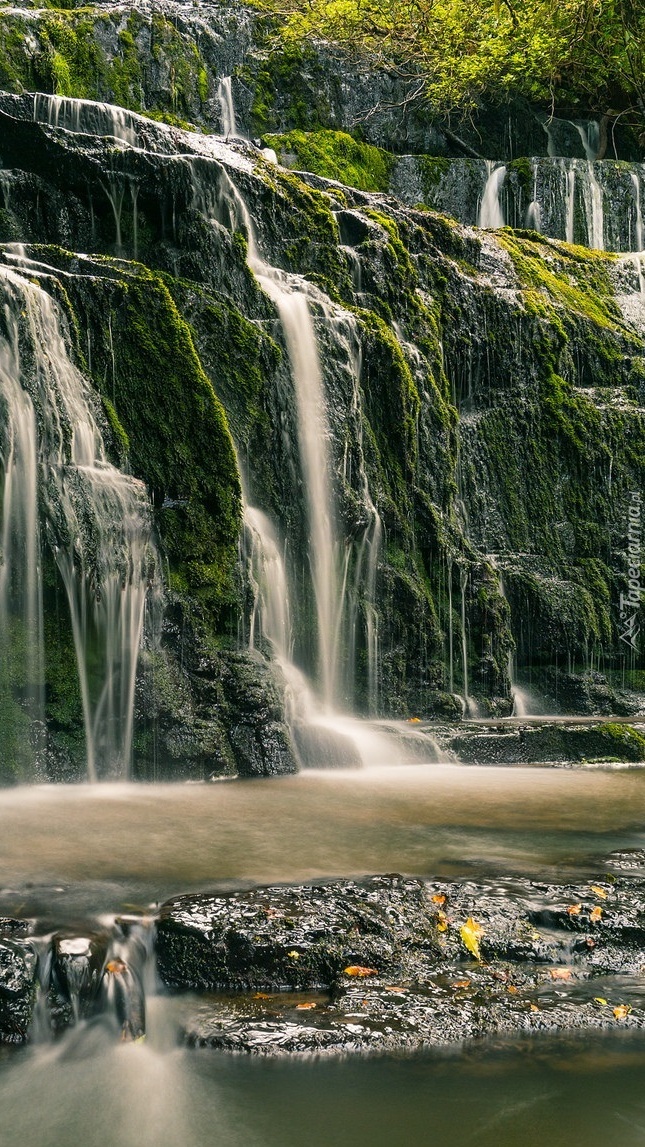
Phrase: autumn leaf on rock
[
  {"left": 589, "top": 906, "right": 603, "bottom": 923},
  {"left": 460, "top": 917, "right": 484, "bottom": 961},
  {"left": 451, "top": 979, "right": 471, "bottom": 989},
  {"left": 436, "top": 910, "right": 448, "bottom": 933},
  {"left": 613, "top": 1004, "right": 632, "bottom": 1019},
  {"left": 566, "top": 904, "right": 582, "bottom": 917},
  {"left": 593, "top": 997, "right": 608, "bottom": 1006},
  {"left": 431, "top": 894, "right": 446, "bottom": 906},
  {"left": 343, "top": 965, "right": 378, "bottom": 977},
  {"left": 295, "top": 1002, "right": 317, "bottom": 1010},
  {"left": 590, "top": 885, "right": 608, "bottom": 900}
]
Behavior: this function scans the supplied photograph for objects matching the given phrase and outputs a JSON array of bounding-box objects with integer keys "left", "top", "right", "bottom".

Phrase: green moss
[
  {"left": 101, "top": 395, "right": 130, "bottom": 460},
  {"left": 264, "top": 129, "right": 395, "bottom": 192},
  {"left": 499, "top": 231, "right": 623, "bottom": 330},
  {"left": 247, "top": 42, "right": 333, "bottom": 136}
]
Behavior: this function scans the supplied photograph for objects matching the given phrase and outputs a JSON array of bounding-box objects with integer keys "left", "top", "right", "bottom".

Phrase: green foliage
[
  {"left": 259, "top": 0, "right": 645, "bottom": 134},
  {"left": 0, "top": 9, "right": 210, "bottom": 120},
  {"left": 264, "top": 129, "right": 396, "bottom": 192}
]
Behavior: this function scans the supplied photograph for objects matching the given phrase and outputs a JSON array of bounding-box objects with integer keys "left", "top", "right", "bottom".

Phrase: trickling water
[
  {"left": 478, "top": 162, "right": 506, "bottom": 229},
  {"left": 631, "top": 173, "right": 644, "bottom": 252},
  {"left": 32, "top": 92, "right": 139, "bottom": 147},
  {"left": 0, "top": 300, "right": 44, "bottom": 776},
  {"left": 217, "top": 76, "right": 237, "bottom": 137},
  {"left": 0, "top": 266, "right": 158, "bottom": 779},
  {"left": 564, "top": 162, "right": 576, "bottom": 244},
  {"left": 245, "top": 505, "right": 293, "bottom": 665}
]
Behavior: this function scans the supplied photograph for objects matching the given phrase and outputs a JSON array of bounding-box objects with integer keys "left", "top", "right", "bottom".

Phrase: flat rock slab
[
  {"left": 157, "top": 876, "right": 435, "bottom": 991},
  {"left": 160, "top": 859, "right": 645, "bottom": 1055}
]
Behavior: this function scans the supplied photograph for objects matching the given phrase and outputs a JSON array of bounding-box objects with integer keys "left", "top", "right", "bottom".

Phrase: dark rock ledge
[
  {"left": 3, "top": 856, "right": 645, "bottom": 1054},
  {"left": 157, "top": 859, "right": 645, "bottom": 1055}
]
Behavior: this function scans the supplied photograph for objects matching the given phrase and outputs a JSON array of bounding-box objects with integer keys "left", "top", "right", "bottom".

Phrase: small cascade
[
  {"left": 525, "top": 162, "right": 541, "bottom": 231},
  {"left": 631, "top": 172, "right": 644, "bottom": 252},
  {"left": 478, "top": 162, "right": 506, "bottom": 229},
  {"left": 564, "top": 161, "right": 576, "bottom": 244},
  {"left": 0, "top": 266, "right": 158, "bottom": 779},
  {"left": 32, "top": 92, "right": 139, "bottom": 146},
  {"left": 30, "top": 915, "right": 152, "bottom": 1045},
  {"left": 0, "top": 305, "right": 44, "bottom": 775},
  {"left": 216, "top": 76, "right": 237, "bottom": 137},
  {"left": 459, "top": 566, "right": 478, "bottom": 717}
]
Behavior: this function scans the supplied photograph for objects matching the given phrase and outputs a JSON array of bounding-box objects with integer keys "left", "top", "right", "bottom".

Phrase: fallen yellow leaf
[
  {"left": 589, "top": 905, "right": 603, "bottom": 923},
  {"left": 566, "top": 904, "right": 582, "bottom": 917},
  {"left": 431, "top": 894, "right": 446, "bottom": 906},
  {"left": 451, "top": 979, "right": 471, "bottom": 989},
  {"left": 460, "top": 917, "right": 484, "bottom": 962},
  {"left": 507, "top": 985, "right": 518, "bottom": 995},
  {"left": 287, "top": 951, "right": 300, "bottom": 960},
  {"left": 590, "top": 885, "right": 608, "bottom": 899},
  {"left": 343, "top": 965, "right": 379, "bottom": 977},
  {"left": 529, "top": 1003, "right": 540, "bottom": 1013},
  {"left": 295, "top": 1002, "right": 317, "bottom": 1010},
  {"left": 106, "top": 958, "right": 127, "bottom": 975},
  {"left": 436, "top": 910, "right": 448, "bottom": 933},
  {"left": 253, "top": 992, "right": 272, "bottom": 1000},
  {"left": 550, "top": 968, "right": 572, "bottom": 981},
  {"left": 613, "top": 1004, "right": 632, "bottom": 1019},
  {"left": 593, "top": 997, "right": 608, "bottom": 1006},
  {"left": 407, "top": 717, "right": 421, "bottom": 723}
]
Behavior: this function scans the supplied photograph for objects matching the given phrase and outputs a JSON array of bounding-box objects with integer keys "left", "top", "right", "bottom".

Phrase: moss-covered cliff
[{"left": 0, "top": 55, "right": 642, "bottom": 779}]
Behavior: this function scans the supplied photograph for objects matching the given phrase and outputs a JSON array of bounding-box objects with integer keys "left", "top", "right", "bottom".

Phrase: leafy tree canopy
[{"left": 260, "top": 0, "right": 645, "bottom": 138}]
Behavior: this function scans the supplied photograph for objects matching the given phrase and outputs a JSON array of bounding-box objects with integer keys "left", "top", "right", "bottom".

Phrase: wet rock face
[
  {"left": 0, "top": 937, "right": 37, "bottom": 1045},
  {"left": 48, "top": 934, "right": 108, "bottom": 1032},
  {"left": 157, "top": 876, "right": 435, "bottom": 991},
  {"left": 160, "top": 861, "right": 645, "bottom": 1055}
]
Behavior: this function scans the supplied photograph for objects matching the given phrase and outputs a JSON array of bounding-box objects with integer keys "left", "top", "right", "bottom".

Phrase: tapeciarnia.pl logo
[{"left": 619, "top": 491, "right": 642, "bottom": 652}]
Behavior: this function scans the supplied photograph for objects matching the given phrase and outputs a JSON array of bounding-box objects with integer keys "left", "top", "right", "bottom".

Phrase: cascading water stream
[
  {"left": 32, "top": 92, "right": 139, "bottom": 146},
  {"left": 188, "top": 162, "right": 438, "bottom": 763},
  {"left": 632, "top": 173, "right": 644, "bottom": 253},
  {"left": 0, "top": 264, "right": 158, "bottom": 779},
  {"left": 478, "top": 162, "right": 506, "bottom": 229},
  {"left": 216, "top": 76, "right": 237, "bottom": 138}
]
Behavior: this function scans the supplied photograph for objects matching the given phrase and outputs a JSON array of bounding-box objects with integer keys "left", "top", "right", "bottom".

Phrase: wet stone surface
[
  {"left": 0, "top": 930, "right": 37, "bottom": 1045},
  {"left": 160, "top": 862, "right": 645, "bottom": 1055}
]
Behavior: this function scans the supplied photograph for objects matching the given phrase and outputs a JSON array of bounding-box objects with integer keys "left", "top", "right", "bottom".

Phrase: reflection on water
[{"left": 2, "top": 764, "right": 645, "bottom": 1146}]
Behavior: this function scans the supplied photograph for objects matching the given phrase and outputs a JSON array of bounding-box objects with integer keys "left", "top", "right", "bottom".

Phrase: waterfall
[
  {"left": 216, "top": 77, "right": 237, "bottom": 137},
  {"left": 571, "top": 123, "right": 604, "bottom": 250},
  {"left": 478, "top": 162, "right": 506, "bottom": 229},
  {"left": 0, "top": 296, "right": 44, "bottom": 774},
  {"left": 187, "top": 161, "right": 434, "bottom": 765},
  {"left": 32, "top": 92, "right": 139, "bottom": 147},
  {"left": 564, "top": 162, "right": 576, "bottom": 244},
  {"left": 632, "top": 173, "right": 644, "bottom": 252},
  {"left": 0, "top": 265, "right": 157, "bottom": 779},
  {"left": 192, "top": 163, "right": 382, "bottom": 713},
  {"left": 525, "top": 162, "right": 542, "bottom": 232}
]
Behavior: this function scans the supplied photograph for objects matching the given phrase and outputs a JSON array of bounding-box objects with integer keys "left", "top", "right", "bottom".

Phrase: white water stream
[
  {"left": 0, "top": 265, "right": 158, "bottom": 779},
  {"left": 478, "top": 162, "right": 506, "bottom": 229}
]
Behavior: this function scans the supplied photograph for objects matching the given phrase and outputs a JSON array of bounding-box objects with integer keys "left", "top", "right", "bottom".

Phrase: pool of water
[{"left": 2, "top": 763, "right": 645, "bottom": 1145}]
